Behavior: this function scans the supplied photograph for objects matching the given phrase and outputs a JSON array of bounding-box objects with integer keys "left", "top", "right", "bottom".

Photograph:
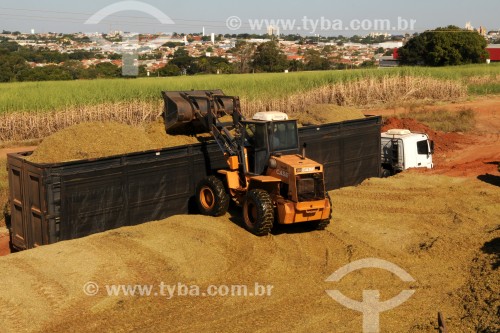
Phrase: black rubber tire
[
  {"left": 381, "top": 168, "right": 392, "bottom": 178},
  {"left": 196, "top": 176, "right": 230, "bottom": 217},
  {"left": 313, "top": 192, "right": 332, "bottom": 230},
  {"left": 243, "top": 189, "right": 274, "bottom": 236}
]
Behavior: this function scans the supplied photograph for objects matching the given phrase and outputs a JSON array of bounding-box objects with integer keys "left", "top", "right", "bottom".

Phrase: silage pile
[
  {"left": 26, "top": 105, "right": 363, "bottom": 164},
  {"left": 144, "top": 118, "right": 212, "bottom": 147},
  {"left": 296, "top": 104, "right": 366, "bottom": 126},
  {"left": 0, "top": 173, "right": 498, "bottom": 333},
  {"left": 27, "top": 121, "right": 202, "bottom": 164}
]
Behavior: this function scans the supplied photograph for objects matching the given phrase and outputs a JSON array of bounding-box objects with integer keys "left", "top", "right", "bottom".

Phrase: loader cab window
[
  {"left": 244, "top": 123, "right": 267, "bottom": 149},
  {"left": 244, "top": 122, "right": 269, "bottom": 175},
  {"left": 270, "top": 121, "right": 299, "bottom": 152},
  {"left": 417, "top": 140, "right": 430, "bottom": 155}
]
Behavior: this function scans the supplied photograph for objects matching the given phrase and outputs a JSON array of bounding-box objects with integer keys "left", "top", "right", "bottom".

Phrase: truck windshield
[{"left": 270, "top": 121, "right": 298, "bottom": 152}]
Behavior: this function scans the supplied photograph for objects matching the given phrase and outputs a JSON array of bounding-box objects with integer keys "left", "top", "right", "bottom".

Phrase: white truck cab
[{"left": 381, "top": 129, "right": 434, "bottom": 177}]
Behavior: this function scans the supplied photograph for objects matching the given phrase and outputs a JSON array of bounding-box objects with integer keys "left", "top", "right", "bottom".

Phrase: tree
[
  {"left": 360, "top": 60, "right": 376, "bottom": 68},
  {"left": 162, "top": 41, "right": 184, "bottom": 48},
  {"left": 304, "top": 49, "right": 330, "bottom": 71},
  {"left": 322, "top": 45, "right": 333, "bottom": 55},
  {"left": 108, "top": 53, "right": 122, "bottom": 60},
  {"left": 94, "top": 62, "right": 121, "bottom": 78},
  {"left": 169, "top": 47, "right": 197, "bottom": 74},
  {"left": 252, "top": 41, "right": 288, "bottom": 72},
  {"left": 288, "top": 59, "right": 304, "bottom": 72},
  {"left": 399, "top": 26, "right": 489, "bottom": 66},
  {"left": 68, "top": 50, "right": 98, "bottom": 61},
  {"left": 384, "top": 49, "right": 394, "bottom": 56},
  {"left": 0, "top": 53, "right": 28, "bottom": 82},
  {"left": 195, "top": 56, "right": 231, "bottom": 74},
  {"left": 61, "top": 60, "right": 86, "bottom": 79},
  {"left": 231, "top": 41, "right": 255, "bottom": 74},
  {"left": 158, "top": 63, "right": 181, "bottom": 76},
  {"left": 16, "top": 65, "right": 73, "bottom": 82},
  {"left": 0, "top": 40, "right": 20, "bottom": 53}
]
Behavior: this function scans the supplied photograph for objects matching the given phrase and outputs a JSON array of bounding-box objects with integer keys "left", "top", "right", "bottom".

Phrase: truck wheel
[
  {"left": 243, "top": 189, "right": 274, "bottom": 236},
  {"left": 314, "top": 192, "right": 332, "bottom": 230},
  {"left": 196, "top": 176, "right": 229, "bottom": 217},
  {"left": 381, "top": 168, "right": 391, "bottom": 178}
]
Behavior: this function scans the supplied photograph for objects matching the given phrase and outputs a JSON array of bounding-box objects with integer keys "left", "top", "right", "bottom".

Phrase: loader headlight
[{"left": 269, "top": 158, "right": 277, "bottom": 169}]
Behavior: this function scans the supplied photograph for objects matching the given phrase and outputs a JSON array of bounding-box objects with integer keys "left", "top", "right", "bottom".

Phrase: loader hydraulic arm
[{"left": 162, "top": 90, "right": 247, "bottom": 172}]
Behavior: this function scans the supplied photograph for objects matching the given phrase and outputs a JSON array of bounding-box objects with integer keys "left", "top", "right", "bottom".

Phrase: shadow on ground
[
  {"left": 227, "top": 204, "right": 322, "bottom": 236},
  {"left": 477, "top": 173, "right": 500, "bottom": 187},
  {"left": 481, "top": 236, "right": 500, "bottom": 270}
]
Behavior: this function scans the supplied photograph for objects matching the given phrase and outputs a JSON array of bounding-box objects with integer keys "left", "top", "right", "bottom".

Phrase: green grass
[
  {"left": 0, "top": 64, "right": 499, "bottom": 114},
  {"left": 468, "top": 83, "right": 500, "bottom": 95},
  {"left": 401, "top": 108, "right": 476, "bottom": 132}
]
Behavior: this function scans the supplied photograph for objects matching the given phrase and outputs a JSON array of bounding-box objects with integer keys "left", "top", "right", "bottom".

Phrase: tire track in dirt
[
  {"left": 10, "top": 260, "right": 69, "bottom": 313},
  {"left": 0, "top": 297, "right": 25, "bottom": 333},
  {"left": 83, "top": 230, "right": 178, "bottom": 284}
]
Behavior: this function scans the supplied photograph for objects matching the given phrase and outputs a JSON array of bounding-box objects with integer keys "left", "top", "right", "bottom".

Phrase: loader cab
[{"left": 242, "top": 112, "right": 299, "bottom": 175}]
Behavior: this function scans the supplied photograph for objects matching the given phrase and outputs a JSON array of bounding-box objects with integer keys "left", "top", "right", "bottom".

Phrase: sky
[{"left": 0, "top": 0, "right": 498, "bottom": 36}]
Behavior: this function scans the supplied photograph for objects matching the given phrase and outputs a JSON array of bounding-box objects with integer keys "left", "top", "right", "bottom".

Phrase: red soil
[
  {"left": 382, "top": 117, "right": 471, "bottom": 154},
  {"left": 376, "top": 96, "right": 500, "bottom": 179},
  {"left": 0, "top": 233, "right": 10, "bottom": 256}
]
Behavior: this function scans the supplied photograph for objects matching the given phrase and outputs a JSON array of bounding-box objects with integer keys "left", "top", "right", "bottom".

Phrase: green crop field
[{"left": 0, "top": 64, "right": 499, "bottom": 114}]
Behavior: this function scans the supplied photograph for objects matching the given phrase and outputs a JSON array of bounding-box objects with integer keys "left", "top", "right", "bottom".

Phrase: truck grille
[{"left": 297, "top": 173, "right": 325, "bottom": 202}]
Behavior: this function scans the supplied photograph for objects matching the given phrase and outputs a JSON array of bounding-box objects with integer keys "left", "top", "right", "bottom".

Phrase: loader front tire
[
  {"left": 243, "top": 189, "right": 274, "bottom": 236},
  {"left": 196, "top": 176, "right": 229, "bottom": 217}
]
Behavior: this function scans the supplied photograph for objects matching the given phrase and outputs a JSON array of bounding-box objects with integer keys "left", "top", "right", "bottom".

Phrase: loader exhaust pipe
[{"left": 301, "top": 143, "right": 307, "bottom": 160}]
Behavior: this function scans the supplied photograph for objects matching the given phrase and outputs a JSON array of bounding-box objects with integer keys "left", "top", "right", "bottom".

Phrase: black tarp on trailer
[{"left": 7, "top": 116, "right": 381, "bottom": 251}]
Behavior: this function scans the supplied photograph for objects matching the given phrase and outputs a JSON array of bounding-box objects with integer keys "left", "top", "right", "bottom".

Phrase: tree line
[
  {"left": 0, "top": 25, "right": 491, "bottom": 82},
  {"left": 0, "top": 38, "right": 378, "bottom": 82}
]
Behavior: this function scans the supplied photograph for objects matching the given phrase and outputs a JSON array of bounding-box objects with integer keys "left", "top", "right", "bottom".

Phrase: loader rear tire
[
  {"left": 243, "top": 189, "right": 274, "bottom": 236},
  {"left": 196, "top": 176, "right": 229, "bottom": 217},
  {"left": 313, "top": 192, "right": 332, "bottom": 230}
]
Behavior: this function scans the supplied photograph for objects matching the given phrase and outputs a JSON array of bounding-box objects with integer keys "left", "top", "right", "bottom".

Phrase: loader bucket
[{"left": 161, "top": 90, "right": 236, "bottom": 132}]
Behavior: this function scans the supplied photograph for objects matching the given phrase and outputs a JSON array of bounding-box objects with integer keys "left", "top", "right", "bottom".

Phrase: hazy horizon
[{"left": 0, "top": 0, "right": 498, "bottom": 36}]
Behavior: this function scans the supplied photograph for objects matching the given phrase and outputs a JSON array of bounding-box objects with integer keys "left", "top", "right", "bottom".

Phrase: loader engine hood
[
  {"left": 267, "top": 155, "right": 325, "bottom": 202},
  {"left": 270, "top": 155, "right": 323, "bottom": 179}
]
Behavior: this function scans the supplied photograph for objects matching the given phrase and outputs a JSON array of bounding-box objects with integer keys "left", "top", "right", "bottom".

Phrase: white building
[{"left": 267, "top": 25, "right": 280, "bottom": 36}]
